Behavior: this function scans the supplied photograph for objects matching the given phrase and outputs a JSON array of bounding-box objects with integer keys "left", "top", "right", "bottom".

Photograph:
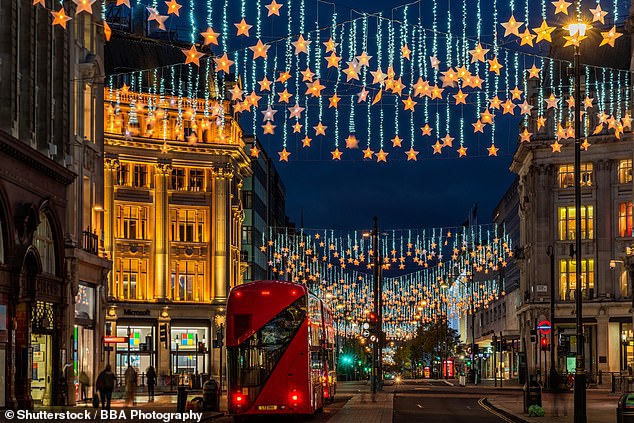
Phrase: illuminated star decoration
[
  {"left": 432, "top": 141, "right": 443, "bottom": 154},
  {"left": 375, "top": 149, "right": 389, "bottom": 163},
  {"left": 324, "top": 37, "right": 339, "bottom": 53},
  {"left": 528, "top": 64, "right": 541, "bottom": 79},
  {"left": 288, "top": 103, "right": 305, "bottom": 119},
  {"left": 469, "top": 42, "right": 489, "bottom": 63},
  {"left": 406, "top": 147, "right": 419, "bottom": 161},
  {"left": 250, "top": 39, "right": 270, "bottom": 59},
  {"left": 401, "top": 44, "right": 412, "bottom": 60},
  {"left": 302, "top": 136, "right": 312, "bottom": 147},
  {"left": 533, "top": 20, "right": 555, "bottom": 43},
  {"left": 292, "top": 35, "right": 312, "bottom": 55},
  {"left": 213, "top": 53, "right": 234, "bottom": 74},
  {"left": 165, "top": 0, "right": 182, "bottom": 16},
  {"left": 261, "top": 106, "right": 277, "bottom": 122},
  {"left": 331, "top": 148, "right": 343, "bottom": 160},
  {"left": 345, "top": 135, "right": 359, "bottom": 149},
  {"left": 265, "top": 0, "right": 283, "bottom": 16},
  {"left": 487, "top": 144, "right": 499, "bottom": 156},
  {"left": 551, "top": 140, "right": 562, "bottom": 152},
  {"left": 262, "top": 122, "right": 276, "bottom": 135},
  {"left": 590, "top": 4, "right": 608, "bottom": 24},
  {"left": 33, "top": 0, "right": 46, "bottom": 6},
  {"left": 391, "top": 135, "right": 403, "bottom": 147},
  {"left": 201, "top": 27, "right": 220, "bottom": 45},
  {"left": 314, "top": 122, "right": 327, "bottom": 136},
  {"left": 488, "top": 57, "right": 503, "bottom": 75},
  {"left": 500, "top": 15, "right": 524, "bottom": 37},
  {"left": 51, "top": 7, "right": 72, "bottom": 28},
  {"left": 250, "top": 145, "right": 259, "bottom": 158},
  {"left": 181, "top": 45, "right": 205, "bottom": 67},
  {"left": 457, "top": 146, "right": 468, "bottom": 157},
  {"left": 600, "top": 26, "right": 622, "bottom": 47},
  {"left": 235, "top": 18, "right": 253, "bottom": 36},
  {"left": 278, "top": 148, "right": 291, "bottom": 162},
  {"left": 116, "top": 0, "right": 131, "bottom": 6},
  {"left": 552, "top": 0, "right": 572, "bottom": 15},
  {"left": 72, "top": 0, "right": 96, "bottom": 14},
  {"left": 104, "top": 21, "right": 112, "bottom": 41}
]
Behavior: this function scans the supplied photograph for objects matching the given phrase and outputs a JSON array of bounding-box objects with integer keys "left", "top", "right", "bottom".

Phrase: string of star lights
[
  {"left": 260, "top": 223, "right": 512, "bottom": 340},
  {"left": 54, "top": 0, "right": 629, "bottom": 163}
]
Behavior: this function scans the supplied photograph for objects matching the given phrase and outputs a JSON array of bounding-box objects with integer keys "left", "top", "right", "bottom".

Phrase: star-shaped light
[
  {"left": 73, "top": 0, "right": 96, "bottom": 14},
  {"left": 537, "top": 116, "right": 546, "bottom": 130},
  {"left": 181, "top": 45, "right": 205, "bottom": 66},
  {"left": 258, "top": 76, "right": 272, "bottom": 91},
  {"left": 551, "top": 140, "right": 562, "bottom": 152},
  {"left": 314, "top": 122, "right": 327, "bottom": 136},
  {"left": 371, "top": 88, "right": 383, "bottom": 105},
  {"left": 402, "top": 96, "right": 417, "bottom": 111},
  {"left": 306, "top": 79, "right": 325, "bottom": 97},
  {"left": 441, "top": 134, "right": 454, "bottom": 147},
  {"left": 362, "top": 147, "right": 374, "bottom": 159},
  {"left": 331, "top": 148, "right": 343, "bottom": 160},
  {"left": 324, "top": 37, "right": 339, "bottom": 53},
  {"left": 234, "top": 18, "right": 252, "bottom": 36},
  {"left": 278, "top": 148, "right": 291, "bottom": 162},
  {"left": 584, "top": 96, "right": 594, "bottom": 108},
  {"left": 533, "top": 20, "right": 555, "bottom": 43},
  {"left": 228, "top": 85, "right": 244, "bottom": 101},
  {"left": 277, "top": 88, "right": 292, "bottom": 103},
  {"left": 213, "top": 53, "right": 234, "bottom": 74},
  {"left": 528, "top": 64, "right": 541, "bottom": 79},
  {"left": 391, "top": 135, "right": 403, "bottom": 148},
  {"left": 326, "top": 53, "right": 342, "bottom": 69},
  {"left": 487, "top": 144, "right": 499, "bottom": 156},
  {"left": 292, "top": 35, "right": 311, "bottom": 55},
  {"left": 473, "top": 120, "right": 485, "bottom": 133},
  {"left": 489, "top": 96, "right": 503, "bottom": 110},
  {"left": 302, "top": 136, "right": 312, "bottom": 147},
  {"left": 421, "top": 124, "right": 433, "bottom": 136},
  {"left": 566, "top": 95, "right": 575, "bottom": 109},
  {"left": 265, "top": 0, "right": 283, "bottom": 16},
  {"left": 520, "top": 28, "right": 536, "bottom": 46},
  {"left": 356, "top": 52, "right": 373, "bottom": 67},
  {"left": 277, "top": 70, "right": 292, "bottom": 83},
  {"left": 201, "top": 27, "right": 220, "bottom": 45},
  {"left": 430, "top": 56, "right": 441, "bottom": 70},
  {"left": 115, "top": 0, "right": 131, "bottom": 6},
  {"left": 581, "top": 139, "right": 591, "bottom": 151},
  {"left": 590, "top": 4, "right": 608, "bottom": 24},
  {"left": 552, "top": 0, "right": 572, "bottom": 15},
  {"left": 246, "top": 91, "right": 262, "bottom": 106},
  {"left": 165, "top": 0, "right": 182, "bottom": 15},
  {"left": 469, "top": 42, "right": 489, "bottom": 63},
  {"left": 104, "top": 21, "right": 112, "bottom": 41},
  {"left": 261, "top": 106, "right": 277, "bottom": 122},
  {"left": 375, "top": 149, "right": 389, "bottom": 163},
  {"left": 51, "top": 7, "right": 72, "bottom": 28},
  {"left": 457, "top": 146, "right": 468, "bottom": 157},
  {"left": 545, "top": 94, "right": 559, "bottom": 109},
  {"left": 146, "top": 6, "right": 160, "bottom": 20},
  {"left": 480, "top": 109, "right": 494, "bottom": 124},
  {"left": 357, "top": 88, "right": 369, "bottom": 103},
  {"left": 329, "top": 94, "right": 341, "bottom": 109},
  {"left": 345, "top": 135, "right": 359, "bottom": 149},
  {"left": 600, "top": 26, "right": 622, "bottom": 47},
  {"left": 343, "top": 61, "right": 360, "bottom": 81},
  {"left": 401, "top": 44, "right": 412, "bottom": 60},
  {"left": 154, "top": 15, "right": 169, "bottom": 31},
  {"left": 622, "top": 113, "right": 632, "bottom": 129},
  {"left": 250, "top": 39, "right": 270, "bottom": 59},
  {"left": 453, "top": 90, "right": 468, "bottom": 105},
  {"left": 288, "top": 103, "right": 305, "bottom": 119},
  {"left": 510, "top": 86, "right": 523, "bottom": 100},
  {"left": 520, "top": 128, "right": 533, "bottom": 143},
  {"left": 406, "top": 147, "right": 419, "bottom": 161},
  {"left": 488, "top": 57, "right": 503, "bottom": 75},
  {"left": 430, "top": 84, "right": 444, "bottom": 100},
  {"left": 292, "top": 122, "right": 302, "bottom": 133},
  {"left": 501, "top": 15, "right": 524, "bottom": 37},
  {"left": 519, "top": 100, "right": 533, "bottom": 115},
  {"left": 371, "top": 68, "right": 388, "bottom": 85},
  {"left": 300, "top": 67, "right": 315, "bottom": 82},
  {"left": 262, "top": 122, "right": 276, "bottom": 134},
  {"left": 33, "top": 0, "right": 46, "bottom": 6},
  {"left": 432, "top": 141, "right": 443, "bottom": 154}
]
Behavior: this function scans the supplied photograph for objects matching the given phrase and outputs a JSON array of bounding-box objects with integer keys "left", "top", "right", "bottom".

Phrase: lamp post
[
  {"left": 568, "top": 19, "right": 587, "bottom": 423},
  {"left": 547, "top": 245, "right": 557, "bottom": 390}
]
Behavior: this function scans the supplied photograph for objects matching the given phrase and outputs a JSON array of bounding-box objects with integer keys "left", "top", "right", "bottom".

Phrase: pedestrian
[
  {"left": 96, "top": 365, "right": 116, "bottom": 411},
  {"left": 146, "top": 365, "right": 157, "bottom": 402},
  {"left": 78, "top": 371, "right": 90, "bottom": 402},
  {"left": 553, "top": 373, "right": 569, "bottom": 417},
  {"left": 124, "top": 365, "right": 137, "bottom": 406}
]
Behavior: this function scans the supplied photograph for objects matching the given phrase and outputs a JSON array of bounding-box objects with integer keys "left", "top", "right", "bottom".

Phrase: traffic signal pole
[{"left": 372, "top": 217, "right": 382, "bottom": 394}]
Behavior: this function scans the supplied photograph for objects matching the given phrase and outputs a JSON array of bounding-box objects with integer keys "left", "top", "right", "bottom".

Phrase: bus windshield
[{"left": 228, "top": 296, "right": 307, "bottom": 391}]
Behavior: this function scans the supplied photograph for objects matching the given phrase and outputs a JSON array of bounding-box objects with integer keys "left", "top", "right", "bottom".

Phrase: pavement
[{"left": 326, "top": 390, "right": 393, "bottom": 423}]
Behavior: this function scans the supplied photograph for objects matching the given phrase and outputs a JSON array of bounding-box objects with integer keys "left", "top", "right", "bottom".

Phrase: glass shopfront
[
  {"left": 116, "top": 325, "right": 155, "bottom": 377},
  {"left": 74, "top": 284, "right": 96, "bottom": 402},
  {"left": 170, "top": 326, "right": 209, "bottom": 378},
  {"left": 621, "top": 323, "right": 633, "bottom": 372}
]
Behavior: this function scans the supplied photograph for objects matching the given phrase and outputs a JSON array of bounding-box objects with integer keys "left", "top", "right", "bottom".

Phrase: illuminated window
[
  {"left": 132, "top": 164, "right": 148, "bottom": 187},
  {"left": 558, "top": 205, "right": 594, "bottom": 240},
  {"left": 115, "top": 258, "right": 148, "bottom": 300},
  {"left": 558, "top": 163, "right": 593, "bottom": 188},
  {"left": 171, "top": 168, "right": 186, "bottom": 190},
  {"left": 116, "top": 163, "right": 129, "bottom": 186},
  {"left": 34, "top": 212, "right": 55, "bottom": 275},
  {"left": 189, "top": 169, "right": 204, "bottom": 192},
  {"left": 619, "top": 202, "right": 633, "bottom": 237},
  {"left": 170, "top": 260, "right": 204, "bottom": 302},
  {"left": 559, "top": 258, "right": 595, "bottom": 300},
  {"left": 619, "top": 160, "right": 633, "bottom": 184},
  {"left": 116, "top": 205, "right": 148, "bottom": 239},
  {"left": 170, "top": 209, "right": 205, "bottom": 242}
]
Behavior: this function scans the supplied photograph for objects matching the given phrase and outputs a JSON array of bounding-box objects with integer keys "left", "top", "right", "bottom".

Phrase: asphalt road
[{"left": 393, "top": 389, "right": 513, "bottom": 423}]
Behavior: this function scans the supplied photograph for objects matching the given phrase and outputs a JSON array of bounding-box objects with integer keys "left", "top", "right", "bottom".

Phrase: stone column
[
  {"left": 154, "top": 159, "right": 172, "bottom": 300},
  {"left": 596, "top": 313, "right": 610, "bottom": 374},
  {"left": 595, "top": 160, "right": 612, "bottom": 298},
  {"left": 157, "top": 308, "right": 171, "bottom": 385},
  {"left": 211, "top": 167, "right": 233, "bottom": 304},
  {"left": 104, "top": 156, "right": 118, "bottom": 298}
]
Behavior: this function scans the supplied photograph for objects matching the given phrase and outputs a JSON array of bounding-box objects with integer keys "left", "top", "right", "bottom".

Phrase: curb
[{"left": 480, "top": 398, "right": 531, "bottom": 423}]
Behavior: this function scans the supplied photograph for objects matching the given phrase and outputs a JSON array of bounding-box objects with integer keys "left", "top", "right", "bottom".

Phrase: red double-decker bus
[{"left": 226, "top": 280, "right": 336, "bottom": 420}]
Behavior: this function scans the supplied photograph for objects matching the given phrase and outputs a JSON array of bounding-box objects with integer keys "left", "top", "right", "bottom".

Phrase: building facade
[
  {"left": 103, "top": 35, "right": 251, "bottom": 385},
  {"left": 0, "top": 0, "right": 109, "bottom": 409}
]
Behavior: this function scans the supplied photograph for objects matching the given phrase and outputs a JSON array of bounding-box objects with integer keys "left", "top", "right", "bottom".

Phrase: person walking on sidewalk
[
  {"left": 124, "top": 365, "right": 138, "bottom": 406},
  {"left": 96, "top": 365, "right": 116, "bottom": 411},
  {"left": 553, "top": 374, "right": 569, "bottom": 417},
  {"left": 146, "top": 365, "right": 156, "bottom": 402}
]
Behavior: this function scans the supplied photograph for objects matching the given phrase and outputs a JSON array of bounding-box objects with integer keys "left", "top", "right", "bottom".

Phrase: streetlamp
[{"left": 566, "top": 18, "right": 587, "bottom": 423}]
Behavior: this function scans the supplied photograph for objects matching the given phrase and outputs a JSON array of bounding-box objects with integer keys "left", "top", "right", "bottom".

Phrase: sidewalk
[
  {"left": 326, "top": 391, "right": 393, "bottom": 423},
  {"left": 486, "top": 388, "right": 620, "bottom": 423}
]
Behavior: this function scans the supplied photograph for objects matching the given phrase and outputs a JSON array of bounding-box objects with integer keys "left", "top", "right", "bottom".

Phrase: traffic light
[
  {"left": 368, "top": 312, "right": 378, "bottom": 332},
  {"left": 198, "top": 341, "right": 206, "bottom": 353},
  {"left": 491, "top": 334, "right": 498, "bottom": 350},
  {"left": 159, "top": 323, "right": 169, "bottom": 349},
  {"left": 540, "top": 337, "right": 549, "bottom": 351}
]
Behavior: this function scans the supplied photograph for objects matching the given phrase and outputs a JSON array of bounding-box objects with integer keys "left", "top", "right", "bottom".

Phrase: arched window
[{"left": 34, "top": 212, "right": 55, "bottom": 274}]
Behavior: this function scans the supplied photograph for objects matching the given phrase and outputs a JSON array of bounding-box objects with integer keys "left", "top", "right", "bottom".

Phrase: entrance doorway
[{"left": 31, "top": 334, "right": 52, "bottom": 405}]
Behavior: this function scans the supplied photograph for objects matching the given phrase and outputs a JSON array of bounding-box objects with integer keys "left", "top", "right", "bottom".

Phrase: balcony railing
[{"left": 82, "top": 230, "right": 99, "bottom": 255}]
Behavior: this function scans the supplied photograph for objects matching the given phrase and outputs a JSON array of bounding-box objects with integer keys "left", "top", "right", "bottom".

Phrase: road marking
[
  {"left": 416, "top": 404, "right": 423, "bottom": 409},
  {"left": 477, "top": 398, "right": 515, "bottom": 423}
]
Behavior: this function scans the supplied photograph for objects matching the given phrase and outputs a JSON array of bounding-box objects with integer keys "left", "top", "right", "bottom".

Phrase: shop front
[
  {"left": 115, "top": 323, "right": 156, "bottom": 381},
  {"left": 170, "top": 324, "right": 210, "bottom": 388},
  {"left": 74, "top": 283, "right": 96, "bottom": 403}
]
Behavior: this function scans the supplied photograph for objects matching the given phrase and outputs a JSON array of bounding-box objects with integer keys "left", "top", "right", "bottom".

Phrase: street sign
[
  {"left": 362, "top": 330, "right": 370, "bottom": 338},
  {"left": 103, "top": 336, "right": 128, "bottom": 343},
  {"left": 537, "top": 320, "right": 552, "bottom": 335}
]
